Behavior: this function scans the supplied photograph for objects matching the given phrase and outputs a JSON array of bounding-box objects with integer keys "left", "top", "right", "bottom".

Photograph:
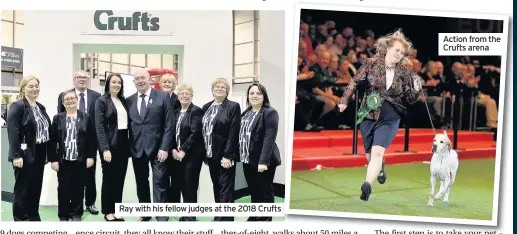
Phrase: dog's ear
[{"left": 446, "top": 141, "right": 451, "bottom": 153}]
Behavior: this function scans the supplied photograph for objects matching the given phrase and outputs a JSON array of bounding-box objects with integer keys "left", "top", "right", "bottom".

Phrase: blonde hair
[
  {"left": 160, "top": 74, "right": 177, "bottom": 90},
  {"left": 18, "top": 75, "right": 40, "bottom": 100},
  {"left": 374, "top": 29, "right": 413, "bottom": 62},
  {"left": 211, "top": 78, "right": 230, "bottom": 95},
  {"left": 177, "top": 83, "right": 194, "bottom": 96}
]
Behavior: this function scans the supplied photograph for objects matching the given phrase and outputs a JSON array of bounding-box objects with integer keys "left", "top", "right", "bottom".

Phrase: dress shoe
[
  {"left": 377, "top": 159, "right": 387, "bottom": 184},
  {"left": 71, "top": 217, "right": 82, "bottom": 221},
  {"left": 86, "top": 205, "right": 99, "bottom": 215},
  {"left": 360, "top": 182, "right": 372, "bottom": 201},
  {"left": 104, "top": 215, "right": 117, "bottom": 221},
  {"left": 138, "top": 216, "right": 152, "bottom": 221}
]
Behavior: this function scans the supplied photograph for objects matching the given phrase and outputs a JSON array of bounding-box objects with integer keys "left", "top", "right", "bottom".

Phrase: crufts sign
[{"left": 94, "top": 10, "right": 160, "bottom": 31}]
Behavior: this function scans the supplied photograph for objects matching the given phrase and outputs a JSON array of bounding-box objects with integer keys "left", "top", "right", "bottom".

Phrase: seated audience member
[
  {"left": 296, "top": 57, "right": 324, "bottom": 132},
  {"left": 328, "top": 55, "right": 339, "bottom": 80},
  {"left": 464, "top": 70, "right": 499, "bottom": 132},
  {"left": 445, "top": 62, "right": 478, "bottom": 128},
  {"left": 345, "top": 50, "right": 359, "bottom": 76},
  {"left": 309, "top": 51, "right": 339, "bottom": 118},
  {"left": 333, "top": 59, "right": 354, "bottom": 129},
  {"left": 300, "top": 23, "right": 314, "bottom": 57},
  {"left": 298, "top": 41, "right": 308, "bottom": 65},
  {"left": 407, "top": 49, "right": 417, "bottom": 60},
  {"left": 306, "top": 54, "right": 318, "bottom": 69},
  {"left": 335, "top": 34, "right": 346, "bottom": 53},
  {"left": 421, "top": 61, "right": 448, "bottom": 127}
]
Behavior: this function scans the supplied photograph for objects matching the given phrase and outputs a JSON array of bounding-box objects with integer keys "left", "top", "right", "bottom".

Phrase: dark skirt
[{"left": 359, "top": 102, "right": 401, "bottom": 153}]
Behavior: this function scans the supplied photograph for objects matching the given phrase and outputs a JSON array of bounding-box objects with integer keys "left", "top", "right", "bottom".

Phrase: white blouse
[
  {"left": 112, "top": 98, "right": 127, "bottom": 130},
  {"left": 386, "top": 70, "right": 395, "bottom": 90}
]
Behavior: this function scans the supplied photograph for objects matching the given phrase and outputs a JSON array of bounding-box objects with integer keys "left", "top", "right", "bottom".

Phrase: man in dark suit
[
  {"left": 127, "top": 69, "right": 173, "bottom": 222},
  {"left": 57, "top": 70, "right": 101, "bottom": 215}
]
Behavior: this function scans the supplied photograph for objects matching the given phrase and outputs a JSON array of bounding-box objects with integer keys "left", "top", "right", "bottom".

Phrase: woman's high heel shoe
[{"left": 104, "top": 215, "right": 117, "bottom": 221}]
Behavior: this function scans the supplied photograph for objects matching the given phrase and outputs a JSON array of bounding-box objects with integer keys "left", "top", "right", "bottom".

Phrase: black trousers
[
  {"left": 243, "top": 163, "right": 277, "bottom": 221},
  {"left": 169, "top": 157, "right": 203, "bottom": 203},
  {"left": 101, "top": 130, "right": 129, "bottom": 214},
  {"left": 12, "top": 143, "right": 46, "bottom": 221},
  {"left": 132, "top": 152, "right": 169, "bottom": 221},
  {"left": 168, "top": 154, "right": 203, "bottom": 221},
  {"left": 84, "top": 153, "right": 97, "bottom": 207},
  {"left": 58, "top": 160, "right": 87, "bottom": 220},
  {"left": 296, "top": 90, "right": 324, "bottom": 126},
  {"left": 208, "top": 157, "right": 236, "bottom": 221}
]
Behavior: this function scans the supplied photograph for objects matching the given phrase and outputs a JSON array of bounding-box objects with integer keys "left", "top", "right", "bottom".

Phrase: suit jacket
[
  {"left": 7, "top": 98, "right": 53, "bottom": 164},
  {"left": 340, "top": 58, "right": 420, "bottom": 120},
  {"left": 241, "top": 106, "right": 281, "bottom": 167},
  {"left": 170, "top": 103, "right": 206, "bottom": 161},
  {"left": 126, "top": 88, "right": 173, "bottom": 158},
  {"left": 170, "top": 92, "right": 181, "bottom": 113},
  {"left": 445, "top": 73, "right": 476, "bottom": 99},
  {"left": 95, "top": 95, "right": 130, "bottom": 153},
  {"left": 49, "top": 111, "right": 96, "bottom": 163},
  {"left": 201, "top": 99, "right": 241, "bottom": 161}
]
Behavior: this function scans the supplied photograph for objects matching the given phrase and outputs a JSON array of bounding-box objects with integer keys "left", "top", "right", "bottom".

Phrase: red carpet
[{"left": 292, "top": 129, "right": 497, "bottom": 171}]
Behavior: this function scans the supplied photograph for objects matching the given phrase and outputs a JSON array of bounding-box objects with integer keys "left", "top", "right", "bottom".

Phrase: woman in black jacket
[
  {"left": 201, "top": 78, "right": 241, "bottom": 222},
  {"left": 7, "top": 75, "right": 52, "bottom": 221},
  {"left": 94, "top": 73, "right": 130, "bottom": 221},
  {"left": 49, "top": 89, "right": 96, "bottom": 221},
  {"left": 170, "top": 83, "right": 205, "bottom": 221},
  {"left": 239, "top": 83, "right": 281, "bottom": 222}
]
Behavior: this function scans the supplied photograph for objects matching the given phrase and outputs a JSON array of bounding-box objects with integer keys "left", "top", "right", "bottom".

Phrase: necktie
[
  {"left": 79, "top": 93, "right": 85, "bottom": 113},
  {"left": 140, "top": 94, "right": 147, "bottom": 119}
]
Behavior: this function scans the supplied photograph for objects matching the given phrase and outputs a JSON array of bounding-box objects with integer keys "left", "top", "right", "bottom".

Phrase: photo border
[{"left": 284, "top": 3, "right": 510, "bottom": 227}]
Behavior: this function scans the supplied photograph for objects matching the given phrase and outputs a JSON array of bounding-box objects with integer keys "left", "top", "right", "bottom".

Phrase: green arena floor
[
  {"left": 289, "top": 158, "right": 496, "bottom": 220},
  {"left": 2, "top": 196, "right": 284, "bottom": 221}
]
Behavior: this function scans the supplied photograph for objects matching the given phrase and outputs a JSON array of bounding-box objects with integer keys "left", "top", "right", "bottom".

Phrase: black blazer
[
  {"left": 170, "top": 93, "right": 181, "bottom": 113},
  {"left": 7, "top": 98, "right": 53, "bottom": 164},
  {"left": 126, "top": 88, "right": 173, "bottom": 158},
  {"left": 201, "top": 99, "right": 241, "bottom": 161},
  {"left": 170, "top": 103, "right": 206, "bottom": 161},
  {"left": 241, "top": 106, "right": 281, "bottom": 167},
  {"left": 49, "top": 111, "right": 96, "bottom": 163},
  {"left": 95, "top": 95, "right": 129, "bottom": 153}
]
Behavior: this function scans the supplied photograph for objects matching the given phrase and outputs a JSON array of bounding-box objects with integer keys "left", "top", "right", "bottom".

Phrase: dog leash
[{"left": 415, "top": 78, "right": 437, "bottom": 135}]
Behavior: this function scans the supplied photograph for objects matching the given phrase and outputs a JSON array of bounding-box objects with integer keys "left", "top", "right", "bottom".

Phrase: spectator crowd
[{"left": 294, "top": 20, "right": 501, "bottom": 140}]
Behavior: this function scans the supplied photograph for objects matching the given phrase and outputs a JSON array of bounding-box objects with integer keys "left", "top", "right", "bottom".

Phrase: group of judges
[{"left": 7, "top": 69, "right": 281, "bottom": 222}]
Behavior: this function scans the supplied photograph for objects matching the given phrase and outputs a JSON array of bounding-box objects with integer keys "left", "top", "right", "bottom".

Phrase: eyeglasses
[
  {"left": 75, "top": 76, "right": 89, "bottom": 80},
  {"left": 64, "top": 97, "right": 77, "bottom": 102},
  {"left": 134, "top": 76, "right": 149, "bottom": 81}
]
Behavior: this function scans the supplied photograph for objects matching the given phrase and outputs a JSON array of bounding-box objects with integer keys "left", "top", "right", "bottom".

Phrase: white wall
[
  {"left": 259, "top": 11, "right": 286, "bottom": 185},
  {"left": 24, "top": 11, "right": 233, "bottom": 115},
  {"left": 23, "top": 10, "right": 233, "bottom": 205}
]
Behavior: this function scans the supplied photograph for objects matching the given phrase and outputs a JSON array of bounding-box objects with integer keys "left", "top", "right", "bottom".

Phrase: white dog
[{"left": 428, "top": 130, "right": 459, "bottom": 207}]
